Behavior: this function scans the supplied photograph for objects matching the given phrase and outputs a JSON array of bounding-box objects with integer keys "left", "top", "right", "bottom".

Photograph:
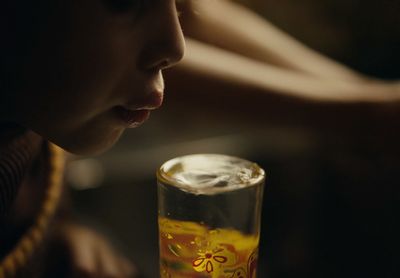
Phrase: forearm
[
  {"left": 164, "top": 39, "right": 399, "bottom": 132},
  {"left": 180, "top": 0, "right": 367, "bottom": 82}
]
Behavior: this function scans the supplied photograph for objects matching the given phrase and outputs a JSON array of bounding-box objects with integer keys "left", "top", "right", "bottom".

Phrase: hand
[{"left": 45, "top": 220, "right": 137, "bottom": 278}]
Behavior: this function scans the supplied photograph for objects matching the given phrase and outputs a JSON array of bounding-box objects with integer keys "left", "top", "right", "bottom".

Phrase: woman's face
[{"left": 5, "top": 0, "right": 185, "bottom": 154}]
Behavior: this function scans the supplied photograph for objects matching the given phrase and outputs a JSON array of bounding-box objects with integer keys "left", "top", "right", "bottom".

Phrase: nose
[{"left": 139, "top": 1, "right": 185, "bottom": 71}]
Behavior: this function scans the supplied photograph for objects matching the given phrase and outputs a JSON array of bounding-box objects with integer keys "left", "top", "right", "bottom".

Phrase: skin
[
  {"left": 167, "top": 0, "right": 400, "bottom": 137},
  {"left": 1, "top": 1, "right": 184, "bottom": 277},
  {"left": 47, "top": 220, "right": 138, "bottom": 277},
  {"left": 1, "top": 0, "right": 398, "bottom": 276},
  {"left": 1, "top": 0, "right": 185, "bottom": 155}
]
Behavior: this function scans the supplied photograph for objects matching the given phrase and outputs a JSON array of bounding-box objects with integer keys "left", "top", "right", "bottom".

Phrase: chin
[{"left": 55, "top": 127, "right": 124, "bottom": 155}]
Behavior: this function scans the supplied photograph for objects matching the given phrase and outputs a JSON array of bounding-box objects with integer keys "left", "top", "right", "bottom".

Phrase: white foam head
[{"left": 158, "top": 154, "right": 265, "bottom": 195}]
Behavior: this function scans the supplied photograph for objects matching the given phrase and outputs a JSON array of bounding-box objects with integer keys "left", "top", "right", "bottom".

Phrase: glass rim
[{"left": 157, "top": 153, "right": 265, "bottom": 195}]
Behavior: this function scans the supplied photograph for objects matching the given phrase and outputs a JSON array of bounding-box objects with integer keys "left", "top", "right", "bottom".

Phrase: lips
[
  {"left": 125, "top": 91, "right": 164, "bottom": 111},
  {"left": 113, "top": 90, "right": 163, "bottom": 128},
  {"left": 113, "top": 106, "right": 150, "bottom": 128}
]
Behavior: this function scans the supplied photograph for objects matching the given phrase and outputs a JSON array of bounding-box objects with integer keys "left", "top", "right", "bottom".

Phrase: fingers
[
  {"left": 96, "top": 242, "right": 137, "bottom": 278},
  {"left": 59, "top": 224, "right": 137, "bottom": 278},
  {"left": 68, "top": 228, "right": 98, "bottom": 278},
  {"left": 71, "top": 243, "right": 137, "bottom": 277},
  {"left": 71, "top": 245, "right": 137, "bottom": 278}
]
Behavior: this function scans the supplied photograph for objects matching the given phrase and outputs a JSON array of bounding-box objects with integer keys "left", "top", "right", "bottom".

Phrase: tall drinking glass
[{"left": 157, "top": 154, "right": 265, "bottom": 278}]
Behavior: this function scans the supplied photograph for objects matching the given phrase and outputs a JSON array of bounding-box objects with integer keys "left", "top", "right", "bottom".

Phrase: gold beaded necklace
[{"left": 0, "top": 144, "right": 65, "bottom": 278}]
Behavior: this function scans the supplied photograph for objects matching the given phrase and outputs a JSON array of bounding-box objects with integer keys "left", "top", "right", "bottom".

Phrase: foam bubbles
[{"left": 158, "top": 154, "right": 265, "bottom": 195}]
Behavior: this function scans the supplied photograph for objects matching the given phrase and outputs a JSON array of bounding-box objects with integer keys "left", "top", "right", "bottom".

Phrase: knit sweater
[
  {"left": 0, "top": 124, "right": 64, "bottom": 277},
  {"left": 0, "top": 125, "right": 42, "bottom": 215}
]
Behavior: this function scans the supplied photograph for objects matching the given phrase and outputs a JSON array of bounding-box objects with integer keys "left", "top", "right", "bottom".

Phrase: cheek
[
  {"left": 30, "top": 108, "right": 126, "bottom": 155},
  {"left": 24, "top": 2, "right": 142, "bottom": 116},
  {"left": 58, "top": 7, "right": 143, "bottom": 103},
  {"left": 20, "top": 32, "right": 141, "bottom": 133},
  {"left": 12, "top": 2, "right": 144, "bottom": 154},
  {"left": 59, "top": 120, "right": 125, "bottom": 155}
]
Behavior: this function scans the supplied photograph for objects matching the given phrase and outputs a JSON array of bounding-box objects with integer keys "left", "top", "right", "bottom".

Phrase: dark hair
[{"left": 1, "top": 0, "right": 59, "bottom": 93}]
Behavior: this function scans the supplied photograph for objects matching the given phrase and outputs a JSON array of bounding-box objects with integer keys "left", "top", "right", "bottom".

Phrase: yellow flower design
[{"left": 192, "top": 245, "right": 237, "bottom": 277}]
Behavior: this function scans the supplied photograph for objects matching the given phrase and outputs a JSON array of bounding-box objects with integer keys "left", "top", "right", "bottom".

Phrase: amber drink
[{"left": 157, "top": 154, "right": 265, "bottom": 278}]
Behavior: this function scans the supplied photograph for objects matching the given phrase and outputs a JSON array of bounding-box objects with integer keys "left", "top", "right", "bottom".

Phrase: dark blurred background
[
  {"left": 67, "top": 1, "right": 399, "bottom": 277},
  {"left": 237, "top": 0, "right": 400, "bottom": 79}
]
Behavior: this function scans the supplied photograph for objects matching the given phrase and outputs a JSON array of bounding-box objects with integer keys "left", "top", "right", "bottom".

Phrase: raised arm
[
  {"left": 178, "top": 0, "right": 368, "bottom": 82},
  {"left": 164, "top": 39, "right": 400, "bottom": 132}
]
